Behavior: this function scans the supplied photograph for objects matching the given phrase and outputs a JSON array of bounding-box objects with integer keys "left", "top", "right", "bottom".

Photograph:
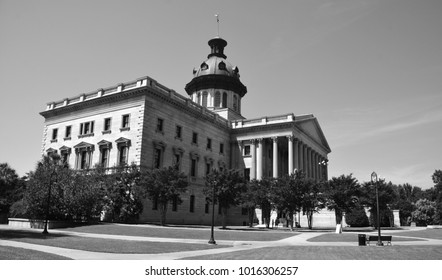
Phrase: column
[
  {"left": 287, "top": 136, "right": 294, "bottom": 175},
  {"left": 307, "top": 147, "right": 312, "bottom": 178},
  {"left": 237, "top": 141, "right": 243, "bottom": 169},
  {"left": 298, "top": 142, "right": 304, "bottom": 171},
  {"left": 293, "top": 139, "right": 299, "bottom": 171},
  {"left": 250, "top": 139, "right": 256, "bottom": 180},
  {"left": 314, "top": 152, "right": 319, "bottom": 181},
  {"left": 272, "top": 137, "right": 278, "bottom": 178},
  {"left": 256, "top": 139, "right": 263, "bottom": 180}
]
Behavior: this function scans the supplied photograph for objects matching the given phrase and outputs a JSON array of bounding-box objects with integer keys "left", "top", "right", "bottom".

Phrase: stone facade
[{"left": 40, "top": 37, "right": 332, "bottom": 226}]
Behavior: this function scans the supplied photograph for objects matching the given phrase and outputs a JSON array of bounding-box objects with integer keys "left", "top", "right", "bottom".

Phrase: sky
[{"left": 0, "top": 0, "right": 441, "bottom": 189}]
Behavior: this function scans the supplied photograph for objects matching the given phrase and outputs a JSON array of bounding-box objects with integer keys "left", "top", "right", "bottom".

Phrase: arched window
[
  {"left": 214, "top": 91, "right": 221, "bottom": 107},
  {"left": 197, "top": 92, "right": 201, "bottom": 105},
  {"left": 202, "top": 91, "right": 208, "bottom": 107},
  {"left": 233, "top": 95, "right": 238, "bottom": 111},
  {"left": 222, "top": 92, "right": 227, "bottom": 108}
]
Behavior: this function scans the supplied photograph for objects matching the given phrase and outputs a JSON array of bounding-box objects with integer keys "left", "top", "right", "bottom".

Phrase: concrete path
[{"left": 1, "top": 225, "right": 441, "bottom": 260}]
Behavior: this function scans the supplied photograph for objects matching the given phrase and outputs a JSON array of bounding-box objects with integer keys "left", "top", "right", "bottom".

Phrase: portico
[{"left": 231, "top": 113, "right": 331, "bottom": 181}]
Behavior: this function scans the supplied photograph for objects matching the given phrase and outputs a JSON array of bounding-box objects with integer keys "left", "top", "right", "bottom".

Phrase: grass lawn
[
  {"left": 0, "top": 245, "right": 71, "bottom": 260},
  {"left": 386, "top": 229, "right": 442, "bottom": 240},
  {"left": 182, "top": 245, "right": 442, "bottom": 260},
  {"left": 307, "top": 233, "right": 423, "bottom": 243},
  {"left": 0, "top": 229, "right": 229, "bottom": 254},
  {"left": 60, "top": 223, "right": 298, "bottom": 241}
]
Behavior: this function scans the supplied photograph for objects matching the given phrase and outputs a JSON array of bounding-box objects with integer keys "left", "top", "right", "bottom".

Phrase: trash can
[{"left": 358, "top": 234, "right": 366, "bottom": 246}]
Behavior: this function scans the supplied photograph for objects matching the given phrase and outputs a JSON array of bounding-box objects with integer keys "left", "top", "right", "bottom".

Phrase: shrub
[{"left": 345, "top": 207, "right": 369, "bottom": 227}]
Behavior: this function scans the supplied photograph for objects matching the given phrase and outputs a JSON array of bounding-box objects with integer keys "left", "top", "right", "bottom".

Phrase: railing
[{"left": 43, "top": 75, "right": 230, "bottom": 127}]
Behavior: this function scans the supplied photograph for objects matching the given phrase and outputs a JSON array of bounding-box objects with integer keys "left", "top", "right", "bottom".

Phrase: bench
[{"left": 367, "top": 235, "right": 392, "bottom": 246}]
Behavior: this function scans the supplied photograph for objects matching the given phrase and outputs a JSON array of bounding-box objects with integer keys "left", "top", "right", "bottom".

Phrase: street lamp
[
  {"left": 371, "top": 171, "right": 383, "bottom": 246},
  {"left": 208, "top": 180, "right": 216, "bottom": 245},
  {"left": 42, "top": 155, "right": 59, "bottom": 235},
  {"left": 318, "top": 160, "right": 328, "bottom": 181}
]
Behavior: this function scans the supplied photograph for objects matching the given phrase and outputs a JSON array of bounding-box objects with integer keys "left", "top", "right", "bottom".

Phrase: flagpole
[{"left": 215, "top": 14, "right": 220, "bottom": 37}]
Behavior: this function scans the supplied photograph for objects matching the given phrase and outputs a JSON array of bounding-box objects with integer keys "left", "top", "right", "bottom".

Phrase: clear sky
[{"left": 1, "top": 0, "right": 441, "bottom": 189}]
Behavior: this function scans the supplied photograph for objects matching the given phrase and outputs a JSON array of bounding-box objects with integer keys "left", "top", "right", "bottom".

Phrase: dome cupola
[{"left": 185, "top": 37, "right": 247, "bottom": 121}]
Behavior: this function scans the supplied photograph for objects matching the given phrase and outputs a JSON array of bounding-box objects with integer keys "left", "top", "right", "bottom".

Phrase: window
[
  {"left": 202, "top": 92, "right": 208, "bottom": 107},
  {"left": 80, "top": 150, "right": 88, "bottom": 169},
  {"left": 100, "top": 148, "right": 108, "bottom": 167},
  {"left": 172, "top": 197, "right": 178, "bottom": 212},
  {"left": 244, "top": 145, "right": 251, "bottom": 156},
  {"left": 192, "top": 132, "right": 198, "bottom": 145},
  {"left": 74, "top": 142, "right": 94, "bottom": 170},
  {"left": 218, "top": 61, "right": 226, "bottom": 70},
  {"left": 65, "top": 126, "right": 72, "bottom": 139},
  {"left": 59, "top": 146, "right": 71, "bottom": 165},
  {"left": 121, "top": 114, "right": 130, "bottom": 129},
  {"left": 156, "top": 118, "right": 164, "bottom": 133},
  {"left": 174, "top": 154, "right": 181, "bottom": 170},
  {"left": 219, "top": 143, "right": 224, "bottom": 154},
  {"left": 152, "top": 197, "right": 158, "bottom": 210},
  {"left": 214, "top": 91, "right": 221, "bottom": 108},
  {"left": 115, "top": 137, "right": 131, "bottom": 166},
  {"left": 103, "top": 118, "right": 111, "bottom": 132},
  {"left": 197, "top": 93, "right": 201, "bottom": 105},
  {"left": 51, "top": 128, "right": 58, "bottom": 142},
  {"left": 119, "top": 146, "right": 128, "bottom": 165},
  {"left": 190, "top": 152, "right": 199, "bottom": 178},
  {"left": 189, "top": 195, "right": 195, "bottom": 213},
  {"left": 172, "top": 146, "right": 184, "bottom": 170},
  {"left": 97, "top": 140, "right": 111, "bottom": 168},
  {"left": 175, "top": 125, "right": 182, "bottom": 139},
  {"left": 222, "top": 92, "right": 227, "bottom": 108},
  {"left": 190, "top": 159, "right": 197, "bottom": 177},
  {"left": 205, "top": 198, "right": 210, "bottom": 214},
  {"left": 79, "top": 121, "right": 94, "bottom": 136},
  {"left": 233, "top": 95, "right": 238, "bottom": 111},
  {"left": 244, "top": 168, "right": 250, "bottom": 181},
  {"left": 206, "top": 138, "right": 212, "bottom": 150},
  {"left": 206, "top": 163, "right": 211, "bottom": 176},
  {"left": 200, "top": 62, "right": 208, "bottom": 71},
  {"left": 241, "top": 207, "right": 248, "bottom": 216},
  {"left": 154, "top": 148, "right": 162, "bottom": 169}
]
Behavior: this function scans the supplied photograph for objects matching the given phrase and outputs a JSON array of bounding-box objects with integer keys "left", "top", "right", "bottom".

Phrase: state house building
[{"left": 40, "top": 37, "right": 331, "bottom": 226}]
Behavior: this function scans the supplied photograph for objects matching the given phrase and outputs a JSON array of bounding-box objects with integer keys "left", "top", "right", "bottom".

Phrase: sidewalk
[{"left": 1, "top": 225, "right": 441, "bottom": 260}]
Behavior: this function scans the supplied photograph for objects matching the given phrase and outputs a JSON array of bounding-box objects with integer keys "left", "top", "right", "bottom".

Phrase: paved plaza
[{"left": 1, "top": 224, "right": 441, "bottom": 260}]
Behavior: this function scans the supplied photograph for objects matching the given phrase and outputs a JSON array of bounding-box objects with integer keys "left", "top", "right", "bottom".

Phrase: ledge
[
  {"left": 427, "top": 225, "right": 442, "bottom": 229},
  {"left": 8, "top": 218, "right": 73, "bottom": 229}
]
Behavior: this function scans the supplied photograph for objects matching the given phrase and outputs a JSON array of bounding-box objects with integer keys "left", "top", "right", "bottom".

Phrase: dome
[
  {"left": 192, "top": 56, "right": 239, "bottom": 79},
  {"left": 185, "top": 37, "right": 247, "bottom": 97}
]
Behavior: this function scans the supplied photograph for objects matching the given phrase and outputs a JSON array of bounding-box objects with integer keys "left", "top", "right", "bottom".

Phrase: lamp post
[
  {"left": 208, "top": 180, "right": 216, "bottom": 245},
  {"left": 371, "top": 171, "right": 383, "bottom": 246}
]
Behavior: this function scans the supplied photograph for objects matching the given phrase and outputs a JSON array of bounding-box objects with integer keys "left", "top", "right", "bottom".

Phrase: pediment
[
  {"left": 97, "top": 140, "right": 112, "bottom": 147},
  {"left": 295, "top": 116, "right": 331, "bottom": 153},
  {"left": 73, "top": 141, "right": 94, "bottom": 149},
  {"left": 115, "top": 137, "right": 131, "bottom": 146}
]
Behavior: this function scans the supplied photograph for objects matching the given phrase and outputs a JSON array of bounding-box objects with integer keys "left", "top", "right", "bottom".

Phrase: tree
[
  {"left": 204, "top": 169, "right": 246, "bottom": 229},
  {"left": 63, "top": 169, "right": 105, "bottom": 221},
  {"left": 242, "top": 178, "right": 274, "bottom": 228},
  {"left": 360, "top": 179, "right": 397, "bottom": 228},
  {"left": 412, "top": 199, "right": 436, "bottom": 226},
  {"left": 22, "top": 154, "right": 71, "bottom": 221},
  {"left": 324, "top": 174, "right": 360, "bottom": 225},
  {"left": 301, "top": 179, "right": 325, "bottom": 229},
  {"left": 142, "top": 166, "right": 188, "bottom": 226},
  {"left": 0, "top": 163, "right": 22, "bottom": 222},
  {"left": 391, "top": 183, "right": 423, "bottom": 226},
  {"left": 273, "top": 171, "right": 305, "bottom": 231},
  {"left": 431, "top": 170, "right": 442, "bottom": 224},
  {"left": 104, "top": 163, "right": 145, "bottom": 223}
]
